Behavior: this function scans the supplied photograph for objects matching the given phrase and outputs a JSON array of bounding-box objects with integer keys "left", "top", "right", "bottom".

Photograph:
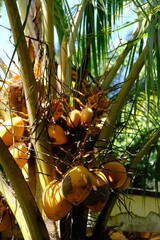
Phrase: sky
[
  {"left": 0, "top": 4, "right": 18, "bottom": 75},
  {"left": 0, "top": 1, "right": 136, "bottom": 77},
  {"left": 0, "top": 1, "right": 78, "bottom": 77}
]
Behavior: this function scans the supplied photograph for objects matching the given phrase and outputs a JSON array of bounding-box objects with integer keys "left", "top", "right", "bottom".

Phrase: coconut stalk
[
  {"left": 17, "top": 0, "right": 39, "bottom": 53},
  {"left": 67, "top": 0, "right": 89, "bottom": 57},
  {"left": 0, "top": 58, "right": 14, "bottom": 120},
  {"left": 4, "top": 0, "right": 54, "bottom": 207},
  {"left": 57, "top": 36, "right": 67, "bottom": 94},
  {"left": 64, "top": 0, "right": 89, "bottom": 90},
  {"left": 101, "top": 27, "right": 140, "bottom": 90},
  {"left": 41, "top": 0, "right": 56, "bottom": 100},
  {"left": 0, "top": 138, "right": 50, "bottom": 240},
  {"left": 0, "top": 176, "right": 41, "bottom": 240},
  {"left": 0, "top": 57, "right": 12, "bottom": 78},
  {"left": 129, "top": 129, "right": 160, "bottom": 170}
]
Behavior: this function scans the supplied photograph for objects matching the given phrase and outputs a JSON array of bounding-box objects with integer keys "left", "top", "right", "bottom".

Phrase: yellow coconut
[
  {"left": 42, "top": 180, "right": 72, "bottom": 221},
  {"left": 102, "top": 162, "right": 127, "bottom": 189},
  {"left": 83, "top": 170, "right": 110, "bottom": 212},
  {"left": 8, "top": 142, "right": 28, "bottom": 169},
  {"left": 80, "top": 107, "right": 93, "bottom": 123},
  {"left": 61, "top": 165, "right": 92, "bottom": 206},
  {"left": 48, "top": 124, "right": 68, "bottom": 145},
  {"left": 0, "top": 116, "right": 25, "bottom": 146},
  {"left": 66, "top": 109, "right": 81, "bottom": 128}
]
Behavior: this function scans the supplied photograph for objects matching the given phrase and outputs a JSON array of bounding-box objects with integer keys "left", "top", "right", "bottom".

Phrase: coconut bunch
[
  {"left": 43, "top": 98, "right": 96, "bottom": 175},
  {"left": 0, "top": 116, "right": 29, "bottom": 169},
  {"left": 46, "top": 81, "right": 110, "bottom": 146},
  {"left": 45, "top": 93, "right": 110, "bottom": 175},
  {"left": 0, "top": 75, "right": 30, "bottom": 169},
  {"left": 42, "top": 160, "right": 131, "bottom": 221},
  {"left": 1, "top": 73, "right": 110, "bottom": 173},
  {"left": 0, "top": 74, "right": 109, "bottom": 175},
  {"left": 42, "top": 165, "right": 111, "bottom": 221},
  {"left": 43, "top": 96, "right": 132, "bottom": 219},
  {"left": 0, "top": 74, "right": 131, "bottom": 232},
  {"left": 47, "top": 99, "right": 95, "bottom": 146}
]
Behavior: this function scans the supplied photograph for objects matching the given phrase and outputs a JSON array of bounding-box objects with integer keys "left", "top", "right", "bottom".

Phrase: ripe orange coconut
[
  {"left": 48, "top": 124, "right": 68, "bottom": 145},
  {"left": 102, "top": 162, "right": 127, "bottom": 189},
  {"left": 80, "top": 107, "right": 93, "bottom": 123},
  {"left": 9, "top": 142, "right": 28, "bottom": 169},
  {"left": 61, "top": 165, "right": 92, "bottom": 206},
  {"left": 83, "top": 170, "right": 110, "bottom": 212},
  {"left": 42, "top": 180, "right": 72, "bottom": 221},
  {"left": 66, "top": 109, "right": 81, "bottom": 128},
  {"left": 0, "top": 116, "right": 25, "bottom": 146}
]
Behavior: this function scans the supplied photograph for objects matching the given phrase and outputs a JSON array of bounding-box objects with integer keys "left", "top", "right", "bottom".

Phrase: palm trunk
[
  {"left": 60, "top": 205, "right": 89, "bottom": 240},
  {"left": 64, "top": 0, "right": 89, "bottom": 91},
  {"left": 41, "top": 0, "right": 56, "bottom": 100},
  {"left": 101, "top": 28, "right": 140, "bottom": 90},
  {"left": 0, "top": 138, "right": 50, "bottom": 240},
  {"left": 5, "top": 0, "right": 54, "bottom": 210}
]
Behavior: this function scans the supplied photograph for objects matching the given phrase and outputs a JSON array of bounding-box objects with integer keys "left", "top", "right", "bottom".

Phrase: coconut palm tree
[{"left": 0, "top": 0, "right": 160, "bottom": 239}]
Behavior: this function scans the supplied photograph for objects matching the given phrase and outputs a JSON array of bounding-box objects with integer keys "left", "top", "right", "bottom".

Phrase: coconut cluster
[
  {"left": 42, "top": 165, "right": 110, "bottom": 221},
  {"left": 45, "top": 97, "right": 109, "bottom": 176},
  {"left": 47, "top": 99, "right": 95, "bottom": 145},
  {"left": 42, "top": 162, "right": 130, "bottom": 221},
  {"left": 0, "top": 116, "right": 29, "bottom": 169}
]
